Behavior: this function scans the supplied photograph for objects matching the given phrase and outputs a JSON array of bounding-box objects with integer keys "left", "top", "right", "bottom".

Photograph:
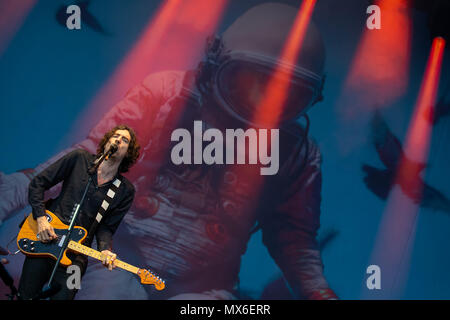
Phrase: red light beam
[
  {"left": 344, "top": 0, "right": 412, "bottom": 115},
  {"left": 335, "top": 0, "right": 412, "bottom": 155},
  {"left": 67, "top": 0, "right": 228, "bottom": 143},
  {"left": 252, "top": 0, "right": 317, "bottom": 128},
  {"left": 363, "top": 37, "right": 446, "bottom": 300},
  {"left": 0, "top": 0, "right": 36, "bottom": 57},
  {"left": 216, "top": 0, "right": 318, "bottom": 222}
]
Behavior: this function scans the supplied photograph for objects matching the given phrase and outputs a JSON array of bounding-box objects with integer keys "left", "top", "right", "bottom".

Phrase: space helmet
[{"left": 196, "top": 2, "right": 326, "bottom": 128}]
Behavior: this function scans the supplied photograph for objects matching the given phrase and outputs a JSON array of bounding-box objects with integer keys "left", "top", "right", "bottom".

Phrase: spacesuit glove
[
  {"left": 307, "top": 288, "right": 339, "bottom": 300},
  {"left": 0, "top": 170, "right": 34, "bottom": 224}
]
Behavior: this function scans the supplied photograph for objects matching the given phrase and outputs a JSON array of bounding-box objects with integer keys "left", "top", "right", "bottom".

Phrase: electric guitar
[{"left": 17, "top": 210, "right": 165, "bottom": 291}]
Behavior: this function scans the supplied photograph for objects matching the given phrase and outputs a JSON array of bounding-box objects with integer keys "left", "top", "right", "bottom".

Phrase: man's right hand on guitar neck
[{"left": 36, "top": 216, "right": 57, "bottom": 242}]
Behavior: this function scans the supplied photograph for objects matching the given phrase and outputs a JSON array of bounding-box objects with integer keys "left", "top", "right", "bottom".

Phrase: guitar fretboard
[{"left": 68, "top": 240, "right": 139, "bottom": 274}]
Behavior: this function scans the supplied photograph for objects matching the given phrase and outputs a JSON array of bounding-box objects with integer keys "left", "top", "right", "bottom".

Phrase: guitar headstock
[{"left": 137, "top": 269, "right": 165, "bottom": 290}]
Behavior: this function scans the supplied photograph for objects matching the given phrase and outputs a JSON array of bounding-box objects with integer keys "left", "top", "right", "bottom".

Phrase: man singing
[{"left": 17, "top": 125, "right": 140, "bottom": 300}]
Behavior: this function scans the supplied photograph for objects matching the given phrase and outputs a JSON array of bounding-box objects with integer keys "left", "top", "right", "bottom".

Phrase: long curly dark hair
[{"left": 96, "top": 125, "right": 140, "bottom": 173}]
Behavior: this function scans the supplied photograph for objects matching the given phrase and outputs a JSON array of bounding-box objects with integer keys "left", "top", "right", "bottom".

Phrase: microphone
[
  {"left": 105, "top": 143, "right": 118, "bottom": 160},
  {"left": 88, "top": 143, "right": 119, "bottom": 175}
]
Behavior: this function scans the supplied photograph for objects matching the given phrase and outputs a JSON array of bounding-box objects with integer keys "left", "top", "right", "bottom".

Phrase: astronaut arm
[{"left": 261, "top": 142, "right": 337, "bottom": 300}]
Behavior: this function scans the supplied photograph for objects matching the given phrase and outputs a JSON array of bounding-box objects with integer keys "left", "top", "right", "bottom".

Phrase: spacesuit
[{"left": 0, "top": 3, "right": 336, "bottom": 299}]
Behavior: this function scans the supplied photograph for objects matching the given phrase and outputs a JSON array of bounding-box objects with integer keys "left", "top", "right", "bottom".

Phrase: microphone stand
[{"left": 34, "top": 145, "right": 117, "bottom": 300}]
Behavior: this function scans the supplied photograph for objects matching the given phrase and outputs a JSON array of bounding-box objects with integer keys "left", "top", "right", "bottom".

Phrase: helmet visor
[{"left": 216, "top": 59, "right": 319, "bottom": 126}]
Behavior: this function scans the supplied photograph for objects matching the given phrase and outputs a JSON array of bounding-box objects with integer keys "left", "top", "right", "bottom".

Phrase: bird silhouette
[{"left": 362, "top": 110, "right": 450, "bottom": 213}]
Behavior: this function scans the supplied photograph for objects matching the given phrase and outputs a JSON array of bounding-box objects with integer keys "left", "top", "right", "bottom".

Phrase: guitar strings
[{"left": 23, "top": 233, "right": 164, "bottom": 283}]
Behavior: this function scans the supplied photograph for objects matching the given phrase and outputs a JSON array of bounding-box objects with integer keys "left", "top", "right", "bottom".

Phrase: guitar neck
[{"left": 67, "top": 240, "right": 139, "bottom": 274}]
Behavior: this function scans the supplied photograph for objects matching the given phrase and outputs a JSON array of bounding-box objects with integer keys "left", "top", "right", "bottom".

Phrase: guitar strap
[{"left": 84, "top": 177, "right": 122, "bottom": 247}]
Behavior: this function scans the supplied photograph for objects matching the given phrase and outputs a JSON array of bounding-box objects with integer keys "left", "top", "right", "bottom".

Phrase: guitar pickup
[{"left": 58, "top": 235, "right": 66, "bottom": 247}]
